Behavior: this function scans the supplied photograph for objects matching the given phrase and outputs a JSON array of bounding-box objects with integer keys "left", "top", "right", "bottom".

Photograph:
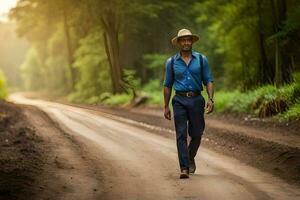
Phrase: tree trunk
[
  {"left": 271, "top": 0, "right": 282, "bottom": 86},
  {"left": 291, "top": 55, "right": 295, "bottom": 71},
  {"left": 271, "top": 0, "right": 287, "bottom": 86},
  {"left": 239, "top": 40, "right": 248, "bottom": 90},
  {"left": 257, "top": 0, "right": 272, "bottom": 85},
  {"left": 108, "top": 29, "right": 123, "bottom": 93},
  {"left": 62, "top": 0, "right": 76, "bottom": 90},
  {"left": 100, "top": 12, "right": 124, "bottom": 94},
  {"left": 278, "top": 0, "right": 289, "bottom": 83},
  {"left": 103, "top": 32, "right": 117, "bottom": 94}
]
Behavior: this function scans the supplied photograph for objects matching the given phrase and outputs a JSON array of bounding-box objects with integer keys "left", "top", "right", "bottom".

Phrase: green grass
[
  {"left": 68, "top": 74, "right": 300, "bottom": 121},
  {"left": 214, "top": 91, "right": 245, "bottom": 113},
  {"left": 214, "top": 83, "right": 300, "bottom": 120},
  {"left": 102, "top": 93, "right": 132, "bottom": 106},
  {"left": 0, "top": 70, "right": 7, "bottom": 100},
  {"left": 277, "top": 100, "right": 300, "bottom": 120},
  {"left": 142, "top": 90, "right": 164, "bottom": 105},
  {"left": 143, "top": 81, "right": 299, "bottom": 121}
]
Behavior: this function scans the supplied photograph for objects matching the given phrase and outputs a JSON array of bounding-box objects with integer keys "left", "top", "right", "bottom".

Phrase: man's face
[{"left": 178, "top": 36, "right": 193, "bottom": 52}]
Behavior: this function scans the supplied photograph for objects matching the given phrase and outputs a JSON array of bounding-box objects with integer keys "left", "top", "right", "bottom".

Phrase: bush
[
  {"left": 142, "top": 79, "right": 162, "bottom": 93},
  {"left": 0, "top": 70, "right": 7, "bottom": 99},
  {"left": 141, "top": 79, "right": 174, "bottom": 106},
  {"left": 225, "top": 92, "right": 255, "bottom": 113},
  {"left": 278, "top": 100, "right": 300, "bottom": 120},
  {"left": 122, "top": 69, "right": 141, "bottom": 97},
  {"left": 143, "top": 54, "right": 170, "bottom": 82},
  {"left": 213, "top": 91, "right": 241, "bottom": 113},
  {"left": 70, "top": 27, "right": 111, "bottom": 103},
  {"left": 251, "top": 85, "right": 286, "bottom": 117},
  {"left": 102, "top": 93, "right": 132, "bottom": 106},
  {"left": 214, "top": 81, "right": 300, "bottom": 120},
  {"left": 289, "top": 73, "right": 300, "bottom": 103}
]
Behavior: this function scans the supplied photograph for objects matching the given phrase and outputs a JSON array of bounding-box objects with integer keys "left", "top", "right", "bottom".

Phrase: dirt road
[{"left": 9, "top": 93, "right": 300, "bottom": 200}]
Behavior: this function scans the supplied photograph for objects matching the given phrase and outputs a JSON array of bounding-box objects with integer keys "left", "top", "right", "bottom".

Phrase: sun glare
[{"left": 0, "top": 0, "right": 18, "bottom": 22}]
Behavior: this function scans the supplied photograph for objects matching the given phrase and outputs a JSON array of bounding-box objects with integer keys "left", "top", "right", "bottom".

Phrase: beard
[{"left": 181, "top": 45, "right": 192, "bottom": 52}]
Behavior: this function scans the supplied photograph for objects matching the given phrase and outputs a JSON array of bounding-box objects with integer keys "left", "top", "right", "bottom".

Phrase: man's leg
[
  {"left": 188, "top": 134, "right": 202, "bottom": 161},
  {"left": 188, "top": 134, "right": 202, "bottom": 173},
  {"left": 172, "top": 96, "right": 189, "bottom": 173},
  {"left": 187, "top": 95, "right": 205, "bottom": 173}
]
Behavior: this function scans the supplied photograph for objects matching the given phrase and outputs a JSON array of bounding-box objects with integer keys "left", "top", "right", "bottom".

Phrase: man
[{"left": 163, "top": 29, "right": 214, "bottom": 179}]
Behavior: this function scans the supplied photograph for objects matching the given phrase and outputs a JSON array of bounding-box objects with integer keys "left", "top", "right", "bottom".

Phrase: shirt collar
[{"left": 175, "top": 50, "right": 197, "bottom": 60}]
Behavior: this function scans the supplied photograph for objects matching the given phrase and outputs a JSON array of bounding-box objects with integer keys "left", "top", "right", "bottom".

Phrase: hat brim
[{"left": 171, "top": 35, "right": 199, "bottom": 46}]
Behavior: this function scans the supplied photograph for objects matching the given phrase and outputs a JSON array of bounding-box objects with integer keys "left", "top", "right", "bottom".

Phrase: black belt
[{"left": 176, "top": 91, "right": 200, "bottom": 97}]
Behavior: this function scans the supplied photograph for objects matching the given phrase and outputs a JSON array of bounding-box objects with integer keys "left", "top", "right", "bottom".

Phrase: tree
[{"left": 10, "top": 0, "right": 80, "bottom": 92}]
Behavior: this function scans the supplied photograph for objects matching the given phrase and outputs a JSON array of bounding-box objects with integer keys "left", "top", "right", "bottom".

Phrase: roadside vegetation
[
  {"left": 71, "top": 72, "right": 300, "bottom": 121},
  {"left": 214, "top": 73, "right": 300, "bottom": 120},
  {"left": 0, "top": 69, "right": 7, "bottom": 100}
]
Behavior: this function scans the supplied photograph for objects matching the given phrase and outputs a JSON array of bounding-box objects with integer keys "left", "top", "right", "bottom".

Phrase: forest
[{"left": 3, "top": 0, "right": 300, "bottom": 120}]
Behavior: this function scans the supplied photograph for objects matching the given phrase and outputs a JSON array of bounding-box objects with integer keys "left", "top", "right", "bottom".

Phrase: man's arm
[
  {"left": 201, "top": 55, "right": 214, "bottom": 114},
  {"left": 206, "top": 82, "right": 214, "bottom": 114},
  {"left": 163, "top": 57, "right": 173, "bottom": 120},
  {"left": 164, "top": 87, "right": 172, "bottom": 120}
]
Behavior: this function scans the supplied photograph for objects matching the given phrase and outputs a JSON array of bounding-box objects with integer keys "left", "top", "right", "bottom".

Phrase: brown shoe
[
  {"left": 189, "top": 159, "right": 196, "bottom": 174},
  {"left": 180, "top": 169, "right": 189, "bottom": 179}
]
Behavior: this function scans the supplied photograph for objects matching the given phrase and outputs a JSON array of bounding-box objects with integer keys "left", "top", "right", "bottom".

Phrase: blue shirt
[{"left": 163, "top": 51, "right": 213, "bottom": 92}]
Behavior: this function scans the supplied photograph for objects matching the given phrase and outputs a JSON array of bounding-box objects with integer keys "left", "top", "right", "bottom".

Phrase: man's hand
[
  {"left": 163, "top": 87, "right": 172, "bottom": 120},
  {"left": 205, "top": 82, "right": 214, "bottom": 114},
  {"left": 206, "top": 99, "right": 214, "bottom": 114},
  {"left": 164, "top": 107, "right": 171, "bottom": 120}
]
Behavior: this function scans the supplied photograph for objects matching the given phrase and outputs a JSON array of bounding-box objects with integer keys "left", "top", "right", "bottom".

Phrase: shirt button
[{"left": 188, "top": 77, "right": 190, "bottom": 80}]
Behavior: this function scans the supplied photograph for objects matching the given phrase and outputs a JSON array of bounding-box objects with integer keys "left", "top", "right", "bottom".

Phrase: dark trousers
[{"left": 172, "top": 94, "right": 205, "bottom": 170}]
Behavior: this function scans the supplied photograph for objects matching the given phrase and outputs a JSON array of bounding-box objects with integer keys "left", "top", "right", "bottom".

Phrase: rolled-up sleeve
[
  {"left": 202, "top": 55, "right": 213, "bottom": 85},
  {"left": 163, "top": 57, "right": 173, "bottom": 88}
]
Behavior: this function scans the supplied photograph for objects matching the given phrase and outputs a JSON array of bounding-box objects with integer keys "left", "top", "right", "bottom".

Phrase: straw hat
[{"left": 171, "top": 29, "right": 199, "bottom": 46}]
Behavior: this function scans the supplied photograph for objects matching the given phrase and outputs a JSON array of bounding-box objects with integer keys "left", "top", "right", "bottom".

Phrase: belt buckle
[{"left": 186, "top": 92, "right": 193, "bottom": 97}]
